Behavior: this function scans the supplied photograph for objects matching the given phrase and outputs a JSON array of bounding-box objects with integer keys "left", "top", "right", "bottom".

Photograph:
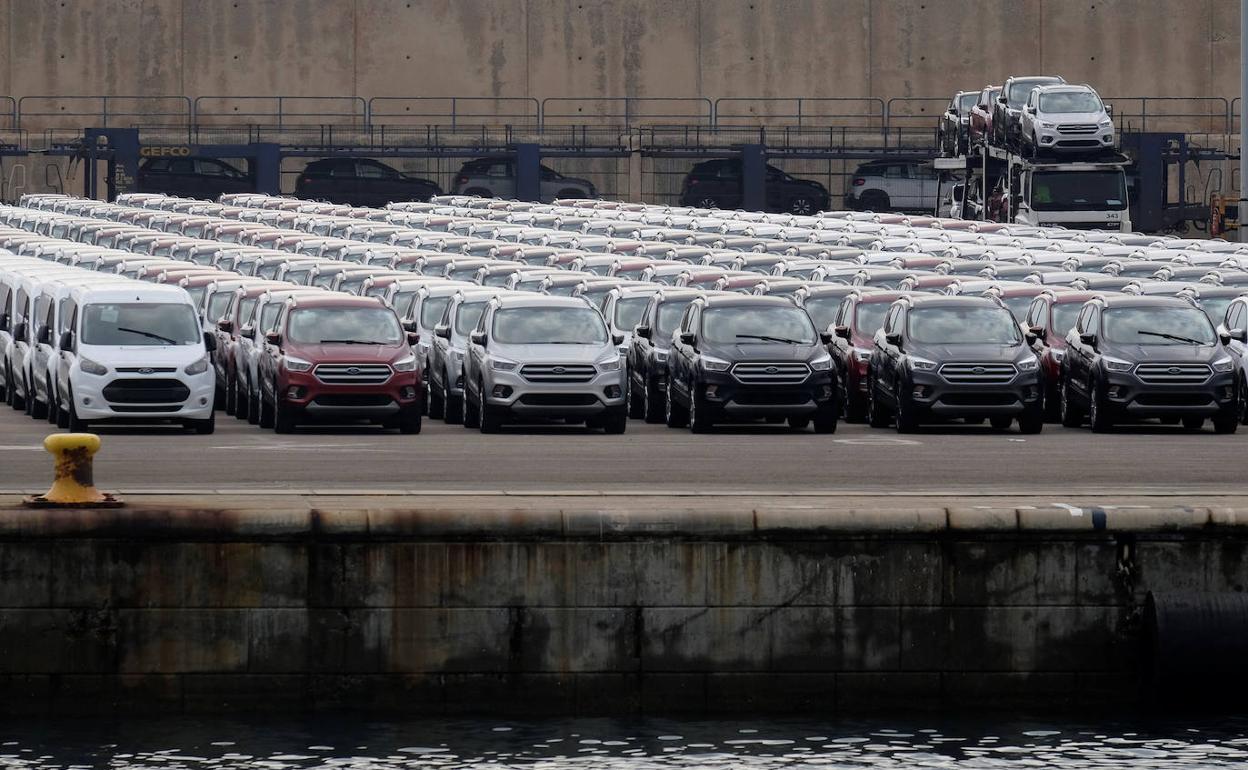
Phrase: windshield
[
  {"left": 206, "top": 291, "right": 234, "bottom": 322},
  {"left": 1008, "top": 80, "right": 1053, "bottom": 106},
  {"left": 798, "top": 297, "right": 839, "bottom": 331},
  {"left": 1040, "top": 92, "right": 1102, "bottom": 113},
  {"left": 703, "top": 306, "right": 817, "bottom": 345},
  {"left": 454, "top": 301, "right": 489, "bottom": 336},
  {"left": 657, "top": 301, "right": 692, "bottom": 340},
  {"left": 1199, "top": 297, "right": 1234, "bottom": 326},
  {"left": 82, "top": 303, "right": 200, "bottom": 346},
  {"left": 239, "top": 298, "right": 258, "bottom": 326},
  {"left": 286, "top": 268, "right": 312, "bottom": 285},
  {"left": 854, "top": 303, "right": 891, "bottom": 335},
  {"left": 615, "top": 267, "right": 648, "bottom": 281},
  {"left": 1032, "top": 171, "right": 1127, "bottom": 212},
  {"left": 957, "top": 93, "right": 979, "bottom": 112},
  {"left": 1052, "top": 303, "right": 1083, "bottom": 334},
  {"left": 909, "top": 307, "right": 1022, "bottom": 344},
  {"left": 339, "top": 277, "right": 368, "bottom": 295},
  {"left": 259, "top": 303, "right": 282, "bottom": 333},
  {"left": 1103, "top": 307, "right": 1216, "bottom": 345},
  {"left": 185, "top": 286, "right": 206, "bottom": 308},
  {"left": 615, "top": 297, "right": 650, "bottom": 330},
  {"left": 1000, "top": 296, "right": 1034, "bottom": 322},
  {"left": 493, "top": 307, "right": 608, "bottom": 345},
  {"left": 420, "top": 296, "right": 451, "bottom": 329},
  {"left": 448, "top": 267, "right": 481, "bottom": 281},
  {"left": 287, "top": 308, "right": 402, "bottom": 345}
]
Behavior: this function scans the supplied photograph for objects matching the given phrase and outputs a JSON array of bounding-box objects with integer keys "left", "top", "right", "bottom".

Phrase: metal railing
[
  {"left": 0, "top": 97, "right": 15, "bottom": 130},
  {"left": 540, "top": 97, "right": 713, "bottom": 128},
  {"left": 1106, "top": 96, "right": 1231, "bottom": 134},
  {"left": 16, "top": 95, "right": 191, "bottom": 130},
  {"left": 884, "top": 97, "right": 949, "bottom": 131},
  {"left": 367, "top": 97, "right": 540, "bottom": 128},
  {"left": 713, "top": 97, "right": 886, "bottom": 128},
  {"left": 192, "top": 96, "right": 368, "bottom": 127}
]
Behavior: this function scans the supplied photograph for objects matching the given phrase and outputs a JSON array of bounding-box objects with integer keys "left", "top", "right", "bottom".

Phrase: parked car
[
  {"left": 136, "top": 157, "right": 253, "bottom": 200},
  {"left": 844, "top": 161, "right": 940, "bottom": 213},
  {"left": 462, "top": 294, "right": 627, "bottom": 433},
  {"left": 1216, "top": 296, "right": 1248, "bottom": 424},
  {"left": 1059, "top": 294, "right": 1238, "bottom": 433},
  {"left": 867, "top": 294, "right": 1044, "bottom": 433},
  {"left": 1024, "top": 289, "right": 1102, "bottom": 420},
  {"left": 678, "top": 158, "right": 830, "bottom": 215},
  {"left": 295, "top": 158, "right": 441, "bottom": 207},
  {"left": 993, "top": 75, "right": 1067, "bottom": 149},
  {"left": 452, "top": 157, "right": 597, "bottom": 203},
  {"left": 828, "top": 290, "right": 910, "bottom": 422},
  {"left": 627, "top": 288, "right": 706, "bottom": 423},
  {"left": 939, "top": 90, "right": 981, "bottom": 156},
  {"left": 664, "top": 294, "right": 838, "bottom": 433},
  {"left": 428, "top": 288, "right": 510, "bottom": 423},
  {"left": 1019, "top": 84, "right": 1115, "bottom": 157},
  {"left": 969, "top": 86, "right": 1001, "bottom": 147}
]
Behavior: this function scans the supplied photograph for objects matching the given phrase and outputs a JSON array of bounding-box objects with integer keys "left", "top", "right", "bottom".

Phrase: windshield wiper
[
  {"left": 736, "top": 334, "right": 804, "bottom": 344},
  {"left": 1137, "top": 330, "right": 1206, "bottom": 345},
  {"left": 117, "top": 327, "right": 178, "bottom": 344},
  {"left": 317, "top": 339, "right": 388, "bottom": 345}
]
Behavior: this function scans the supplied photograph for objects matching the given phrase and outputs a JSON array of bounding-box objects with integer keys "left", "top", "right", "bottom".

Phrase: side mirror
[
  {"left": 834, "top": 325, "right": 851, "bottom": 340},
  {"left": 13, "top": 321, "right": 27, "bottom": 341},
  {"left": 203, "top": 332, "right": 217, "bottom": 353},
  {"left": 1230, "top": 328, "right": 1248, "bottom": 344},
  {"left": 819, "top": 331, "right": 834, "bottom": 346},
  {"left": 998, "top": 95, "right": 1008, "bottom": 105},
  {"left": 612, "top": 332, "right": 625, "bottom": 346},
  {"left": 216, "top": 318, "right": 234, "bottom": 334},
  {"left": 0, "top": 313, "right": 8, "bottom": 332},
  {"left": 402, "top": 321, "right": 419, "bottom": 333},
  {"left": 406, "top": 331, "right": 421, "bottom": 345},
  {"left": 885, "top": 332, "right": 903, "bottom": 347},
  {"left": 679, "top": 331, "right": 696, "bottom": 346},
  {"left": 59, "top": 330, "right": 74, "bottom": 350},
  {"left": 1104, "top": 103, "right": 1114, "bottom": 118},
  {"left": 434, "top": 324, "right": 451, "bottom": 340},
  {"left": 1079, "top": 332, "right": 1098, "bottom": 348},
  {"left": 265, "top": 331, "right": 282, "bottom": 346},
  {"left": 634, "top": 325, "right": 652, "bottom": 340},
  {"left": 1029, "top": 326, "right": 1048, "bottom": 342},
  {"left": 469, "top": 331, "right": 487, "bottom": 346},
  {"left": 240, "top": 325, "right": 254, "bottom": 339},
  {"left": 36, "top": 325, "right": 51, "bottom": 345}
]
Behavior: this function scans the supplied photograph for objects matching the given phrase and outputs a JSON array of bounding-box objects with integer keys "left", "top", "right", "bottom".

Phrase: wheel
[
  {"left": 843, "top": 384, "right": 867, "bottom": 423},
  {"left": 788, "top": 196, "right": 817, "bottom": 215},
  {"left": 1181, "top": 415, "right": 1205, "bottom": 432},
  {"left": 214, "top": 383, "right": 226, "bottom": 412},
  {"left": 247, "top": 387, "right": 261, "bottom": 425},
  {"left": 1059, "top": 377, "right": 1083, "bottom": 428},
  {"left": 259, "top": 392, "right": 275, "bottom": 429},
  {"left": 867, "top": 377, "right": 890, "bottom": 428},
  {"left": 223, "top": 376, "right": 236, "bottom": 416},
  {"left": 428, "top": 375, "right": 445, "bottom": 419},
  {"left": 28, "top": 377, "right": 47, "bottom": 421},
  {"left": 894, "top": 390, "right": 919, "bottom": 434},
  {"left": 1043, "top": 383, "right": 1061, "bottom": 423},
  {"left": 398, "top": 404, "right": 423, "bottom": 435},
  {"left": 273, "top": 398, "right": 297, "bottom": 434},
  {"left": 813, "top": 400, "right": 838, "bottom": 434},
  {"left": 462, "top": 382, "right": 481, "bottom": 429},
  {"left": 557, "top": 188, "right": 585, "bottom": 200},
  {"left": 1088, "top": 379, "right": 1114, "bottom": 433},
  {"left": 190, "top": 412, "right": 215, "bottom": 435},
  {"left": 1017, "top": 404, "right": 1044, "bottom": 434},
  {"left": 602, "top": 407, "right": 628, "bottom": 434},
  {"left": 1239, "top": 377, "right": 1248, "bottom": 425},
  {"left": 66, "top": 386, "right": 88, "bottom": 432},
  {"left": 477, "top": 381, "right": 501, "bottom": 434},
  {"left": 234, "top": 377, "right": 250, "bottom": 421},
  {"left": 664, "top": 379, "right": 688, "bottom": 428},
  {"left": 44, "top": 377, "right": 57, "bottom": 424},
  {"left": 643, "top": 376, "right": 665, "bottom": 424},
  {"left": 693, "top": 196, "right": 721, "bottom": 210},
  {"left": 1213, "top": 406, "right": 1239, "bottom": 435},
  {"left": 688, "top": 384, "right": 714, "bottom": 433},
  {"left": 628, "top": 379, "right": 645, "bottom": 419},
  {"left": 442, "top": 372, "right": 462, "bottom": 424},
  {"left": 1026, "top": 133, "right": 1038, "bottom": 159},
  {"left": 859, "top": 191, "right": 890, "bottom": 212},
  {"left": 990, "top": 415, "right": 1013, "bottom": 431},
  {"left": 787, "top": 416, "right": 811, "bottom": 431}
]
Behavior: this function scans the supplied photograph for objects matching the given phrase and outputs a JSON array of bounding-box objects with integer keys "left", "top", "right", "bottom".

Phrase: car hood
[
  {"left": 1038, "top": 112, "right": 1106, "bottom": 124},
  {"left": 1101, "top": 343, "right": 1224, "bottom": 363},
  {"left": 284, "top": 342, "right": 409, "bottom": 364},
  {"left": 909, "top": 343, "right": 1030, "bottom": 362},
  {"left": 702, "top": 342, "right": 823, "bottom": 363},
  {"left": 491, "top": 343, "right": 612, "bottom": 363}
]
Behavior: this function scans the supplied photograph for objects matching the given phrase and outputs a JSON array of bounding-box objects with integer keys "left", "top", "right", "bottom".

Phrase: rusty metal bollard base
[{"left": 22, "top": 493, "right": 124, "bottom": 508}]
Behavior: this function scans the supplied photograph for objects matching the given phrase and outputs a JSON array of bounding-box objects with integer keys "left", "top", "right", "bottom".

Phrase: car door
[
  {"left": 670, "top": 304, "right": 697, "bottom": 401},
  {"left": 628, "top": 297, "right": 657, "bottom": 388},
  {"left": 829, "top": 297, "right": 853, "bottom": 389},
  {"left": 1223, "top": 301, "right": 1247, "bottom": 358},
  {"left": 876, "top": 304, "right": 905, "bottom": 404},
  {"left": 1066, "top": 305, "right": 1095, "bottom": 398}
]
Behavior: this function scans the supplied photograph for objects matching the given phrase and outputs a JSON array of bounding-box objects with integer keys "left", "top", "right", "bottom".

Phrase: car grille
[
  {"left": 115, "top": 367, "right": 177, "bottom": 374},
  {"left": 312, "top": 394, "right": 395, "bottom": 407},
  {"left": 731, "top": 362, "right": 811, "bottom": 385},
  {"left": 939, "top": 363, "right": 1017, "bottom": 384},
  {"left": 521, "top": 364, "right": 597, "bottom": 384},
  {"left": 313, "top": 363, "right": 392, "bottom": 385},
  {"left": 518, "top": 393, "right": 599, "bottom": 406},
  {"left": 1135, "top": 393, "right": 1214, "bottom": 407},
  {"left": 102, "top": 378, "right": 190, "bottom": 404},
  {"left": 1057, "top": 124, "right": 1099, "bottom": 134},
  {"left": 1135, "top": 363, "right": 1212, "bottom": 385},
  {"left": 940, "top": 392, "right": 1019, "bottom": 406},
  {"left": 733, "top": 391, "right": 812, "bottom": 406}
]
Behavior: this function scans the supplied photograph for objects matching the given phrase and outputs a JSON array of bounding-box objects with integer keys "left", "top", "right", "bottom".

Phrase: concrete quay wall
[{"left": 0, "top": 500, "right": 1242, "bottom": 715}]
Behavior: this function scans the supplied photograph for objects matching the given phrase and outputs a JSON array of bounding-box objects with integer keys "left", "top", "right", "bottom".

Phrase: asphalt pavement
[{"left": 0, "top": 404, "right": 1241, "bottom": 496}]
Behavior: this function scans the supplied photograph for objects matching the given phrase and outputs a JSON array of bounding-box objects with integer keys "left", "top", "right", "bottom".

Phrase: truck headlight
[
  {"left": 79, "top": 357, "right": 107, "bottom": 375},
  {"left": 1017, "top": 355, "right": 1039, "bottom": 373},
  {"left": 596, "top": 356, "right": 622, "bottom": 372},
  {"left": 1103, "top": 356, "right": 1134, "bottom": 373},
  {"left": 701, "top": 356, "right": 731, "bottom": 372},
  {"left": 284, "top": 355, "right": 313, "bottom": 373},
  {"left": 908, "top": 356, "right": 937, "bottom": 372},
  {"left": 184, "top": 356, "right": 210, "bottom": 375},
  {"left": 393, "top": 355, "right": 418, "bottom": 372},
  {"left": 810, "top": 355, "right": 832, "bottom": 371},
  {"left": 491, "top": 358, "right": 519, "bottom": 372},
  {"left": 1213, "top": 357, "right": 1235, "bottom": 373}
]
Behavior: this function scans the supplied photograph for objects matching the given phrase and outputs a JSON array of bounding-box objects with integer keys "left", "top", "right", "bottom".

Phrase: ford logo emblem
[
  {"left": 347, "top": 367, "right": 361, "bottom": 375},
  {"left": 138, "top": 367, "right": 154, "bottom": 375},
  {"left": 1168, "top": 367, "right": 1182, "bottom": 374},
  {"left": 765, "top": 366, "right": 780, "bottom": 374},
  {"left": 553, "top": 366, "right": 566, "bottom": 374},
  {"left": 972, "top": 367, "right": 986, "bottom": 375}
]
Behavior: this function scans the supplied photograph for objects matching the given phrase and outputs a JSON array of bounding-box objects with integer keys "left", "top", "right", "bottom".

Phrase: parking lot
[{"left": 0, "top": 404, "right": 1239, "bottom": 495}]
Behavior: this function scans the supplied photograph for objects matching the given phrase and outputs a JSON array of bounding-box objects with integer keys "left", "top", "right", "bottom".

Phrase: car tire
[
  {"left": 214, "top": 383, "right": 226, "bottom": 412},
  {"left": 894, "top": 391, "right": 919, "bottom": 434},
  {"left": 224, "top": 376, "right": 236, "bottom": 416},
  {"left": 274, "top": 399, "right": 296, "bottom": 434},
  {"left": 477, "top": 380, "right": 501, "bottom": 434},
  {"left": 867, "top": 377, "right": 890, "bottom": 429},
  {"left": 788, "top": 196, "right": 817, "bottom": 216},
  {"left": 462, "top": 382, "right": 481, "bottom": 429},
  {"left": 1018, "top": 404, "right": 1044, "bottom": 434},
  {"left": 235, "top": 377, "right": 250, "bottom": 422},
  {"left": 557, "top": 188, "right": 584, "bottom": 200},
  {"left": 258, "top": 393, "right": 275, "bottom": 429},
  {"left": 859, "top": 191, "right": 890, "bottom": 212},
  {"left": 1213, "top": 405, "right": 1239, "bottom": 434},
  {"left": 787, "top": 416, "right": 810, "bottom": 431},
  {"left": 1059, "top": 378, "right": 1083, "bottom": 428},
  {"left": 813, "top": 400, "right": 838, "bottom": 434},
  {"left": 1182, "top": 415, "right": 1205, "bottom": 432},
  {"left": 442, "top": 373, "right": 462, "bottom": 425},
  {"left": 45, "top": 377, "right": 58, "bottom": 425},
  {"left": 1239, "top": 376, "right": 1248, "bottom": 425},
  {"left": 428, "top": 377, "right": 445, "bottom": 419},
  {"left": 66, "top": 385, "right": 88, "bottom": 433},
  {"left": 628, "top": 378, "right": 645, "bottom": 419},
  {"left": 843, "top": 384, "right": 867, "bottom": 423},
  {"left": 1088, "top": 379, "right": 1114, "bottom": 433},
  {"left": 688, "top": 384, "right": 714, "bottom": 433},
  {"left": 664, "top": 379, "right": 688, "bottom": 428},
  {"left": 602, "top": 406, "right": 628, "bottom": 435},
  {"left": 399, "top": 404, "right": 423, "bottom": 435},
  {"left": 693, "top": 196, "right": 721, "bottom": 210},
  {"left": 989, "top": 415, "right": 1013, "bottom": 431},
  {"left": 190, "top": 412, "right": 215, "bottom": 435},
  {"left": 643, "top": 376, "right": 665, "bottom": 424},
  {"left": 28, "top": 376, "right": 47, "bottom": 421}
]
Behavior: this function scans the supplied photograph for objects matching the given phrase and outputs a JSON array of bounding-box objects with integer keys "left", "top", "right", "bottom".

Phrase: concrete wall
[
  {"left": 0, "top": 501, "right": 1242, "bottom": 715},
  {"left": 0, "top": 1, "right": 1236, "bottom": 115}
]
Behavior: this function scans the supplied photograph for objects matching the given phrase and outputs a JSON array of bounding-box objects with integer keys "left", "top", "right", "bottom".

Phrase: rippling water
[{"left": 4, "top": 716, "right": 1248, "bottom": 768}]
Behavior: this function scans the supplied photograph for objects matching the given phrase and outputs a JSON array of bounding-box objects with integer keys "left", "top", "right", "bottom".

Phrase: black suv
[
  {"left": 627, "top": 288, "right": 704, "bottom": 423},
  {"left": 295, "top": 158, "right": 441, "bottom": 206},
  {"left": 1058, "top": 295, "right": 1239, "bottom": 433},
  {"left": 678, "top": 158, "right": 829, "bottom": 215},
  {"left": 664, "top": 295, "right": 838, "bottom": 433},
  {"left": 136, "top": 156, "right": 253, "bottom": 200},
  {"left": 867, "top": 295, "right": 1044, "bottom": 433}
]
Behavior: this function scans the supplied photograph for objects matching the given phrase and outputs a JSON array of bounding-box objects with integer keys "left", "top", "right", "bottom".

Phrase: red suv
[
  {"left": 257, "top": 295, "right": 423, "bottom": 434},
  {"left": 829, "top": 291, "right": 914, "bottom": 421},
  {"left": 969, "top": 86, "right": 1001, "bottom": 147},
  {"left": 1022, "top": 290, "right": 1101, "bottom": 420}
]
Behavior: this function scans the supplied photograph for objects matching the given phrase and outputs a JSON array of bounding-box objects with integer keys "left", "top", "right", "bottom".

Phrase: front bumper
[
  {"left": 700, "top": 369, "right": 836, "bottom": 417},
  {"left": 1033, "top": 124, "right": 1115, "bottom": 152},
  {"left": 907, "top": 369, "right": 1042, "bottom": 416},
  {"left": 278, "top": 369, "right": 424, "bottom": 417},
  {"left": 73, "top": 369, "right": 216, "bottom": 421},
  {"left": 1102, "top": 370, "right": 1235, "bottom": 418},
  {"left": 485, "top": 368, "right": 627, "bottom": 417}
]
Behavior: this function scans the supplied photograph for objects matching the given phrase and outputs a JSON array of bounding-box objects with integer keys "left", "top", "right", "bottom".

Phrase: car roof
[
  {"left": 700, "top": 293, "right": 795, "bottom": 308},
  {"left": 494, "top": 293, "right": 594, "bottom": 310},
  {"left": 906, "top": 294, "right": 1003, "bottom": 309},
  {"left": 289, "top": 294, "right": 385, "bottom": 310}
]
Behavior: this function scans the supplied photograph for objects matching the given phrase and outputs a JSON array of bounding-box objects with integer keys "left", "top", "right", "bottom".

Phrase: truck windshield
[
  {"left": 703, "top": 306, "right": 817, "bottom": 345},
  {"left": 1040, "top": 92, "right": 1102, "bottom": 113},
  {"left": 1031, "top": 171, "right": 1127, "bottom": 212},
  {"left": 909, "top": 307, "right": 1022, "bottom": 344},
  {"left": 494, "top": 307, "right": 608, "bottom": 345},
  {"left": 82, "top": 303, "right": 200, "bottom": 346},
  {"left": 288, "top": 308, "right": 402, "bottom": 345},
  {"left": 1104, "top": 307, "right": 1216, "bottom": 345}
]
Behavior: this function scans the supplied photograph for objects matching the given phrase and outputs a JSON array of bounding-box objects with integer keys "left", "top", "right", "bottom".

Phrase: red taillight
[{"left": 852, "top": 178, "right": 866, "bottom": 186}]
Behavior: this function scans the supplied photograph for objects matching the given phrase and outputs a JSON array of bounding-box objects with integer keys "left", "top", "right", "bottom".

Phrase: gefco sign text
[{"left": 138, "top": 146, "right": 193, "bottom": 158}]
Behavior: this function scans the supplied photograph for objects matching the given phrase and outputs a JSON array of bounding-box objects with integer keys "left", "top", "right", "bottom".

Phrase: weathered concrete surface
[{"left": 0, "top": 494, "right": 1244, "bottom": 714}]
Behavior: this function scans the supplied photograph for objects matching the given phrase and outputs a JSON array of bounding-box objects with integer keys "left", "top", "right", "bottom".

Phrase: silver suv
[
  {"left": 462, "top": 294, "right": 627, "bottom": 433},
  {"left": 452, "top": 157, "right": 597, "bottom": 203},
  {"left": 428, "top": 287, "right": 512, "bottom": 423},
  {"left": 1019, "top": 84, "right": 1115, "bottom": 157}
]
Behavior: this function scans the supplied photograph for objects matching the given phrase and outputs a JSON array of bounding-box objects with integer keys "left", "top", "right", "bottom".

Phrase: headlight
[
  {"left": 184, "top": 356, "right": 210, "bottom": 375},
  {"left": 284, "top": 355, "right": 313, "bottom": 372},
  {"left": 1213, "top": 357, "right": 1235, "bottom": 373},
  {"left": 810, "top": 355, "right": 832, "bottom": 371},
  {"left": 393, "top": 356, "right": 418, "bottom": 372},
  {"left": 701, "top": 356, "right": 731, "bottom": 372},
  {"left": 908, "top": 356, "right": 937, "bottom": 372},
  {"left": 596, "top": 356, "right": 622, "bottom": 372},
  {"left": 1103, "top": 356, "right": 1134, "bottom": 373},
  {"left": 79, "top": 357, "right": 108, "bottom": 376},
  {"left": 1099, "top": 119, "right": 1114, "bottom": 128},
  {"left": 1040, "top": 122, "right": 1056, "bottom": 129},
  {"left": 490, "top": 358, "right": 519, "bottom": 372},
  {"left": 1017, "top": 355, "right": 1039, "bottom": 373}
]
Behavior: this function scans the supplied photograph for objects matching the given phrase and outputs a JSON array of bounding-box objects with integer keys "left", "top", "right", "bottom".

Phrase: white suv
[{"left": 1020, "top": 85, "right": 1115, "bottom": 157}]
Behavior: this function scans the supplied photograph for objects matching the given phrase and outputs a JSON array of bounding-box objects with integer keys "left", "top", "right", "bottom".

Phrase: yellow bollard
[{"left": 23, "top": 433, "right": 122, "bottom": 508}]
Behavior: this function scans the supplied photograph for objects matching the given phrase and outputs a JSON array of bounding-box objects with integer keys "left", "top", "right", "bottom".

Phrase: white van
[
  {"left": 2, "top": 265, "right": 84, "bottom": 412},
  {"left": 0, "top": 256, "right": 50, "bottom": 402},
  {"left": 54, "top": 282, "right": 217, "bottom": 433}
]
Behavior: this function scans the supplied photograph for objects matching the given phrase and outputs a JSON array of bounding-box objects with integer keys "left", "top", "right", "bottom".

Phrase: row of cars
[{"left": 5, "top": 189, "right": 1248, "bottom": 436}]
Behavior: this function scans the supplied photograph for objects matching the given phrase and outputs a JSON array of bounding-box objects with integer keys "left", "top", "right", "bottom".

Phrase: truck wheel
[
  {"left": 813, "top": 400, "right": 839, "bottom": 434},
  {"left": 602, "top": 407, "right": 628, "bottom": 434},
  {"left": 477, "top": 381, "right": 501, "bottom": 434},
  {"left": 643, "top": 376, "right": 665, "bottom": 424},
  {"left": 1059, "top": 378, "right": 1083, "bottom": 428},
  {"left": 398, "top": 405, "right": 423, "bottom": 435},
  {"left": 274, "top": 399, "right": 297, "bottom": 434},
  {"left": 665, "top": 380, "right": 688, "bottom": 428},
  {"left": 688, "top": 385, "right": 714, "bottom": 433},
  {"left": 1213, "top": 407, "right": 1239, "bottom": 435}
]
